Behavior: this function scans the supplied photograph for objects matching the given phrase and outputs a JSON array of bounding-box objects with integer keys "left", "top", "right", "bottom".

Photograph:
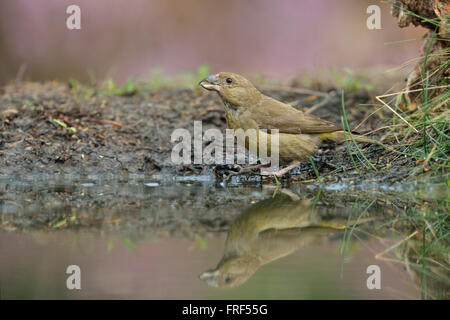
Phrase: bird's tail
[{"left": 319, "top": 130, "right": 381, "bottom": 145}]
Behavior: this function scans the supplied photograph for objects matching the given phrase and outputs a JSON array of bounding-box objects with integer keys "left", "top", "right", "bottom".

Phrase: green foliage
[
  {"left": 341, "top": 91, "right": 377, "bottom": 171},
  {"left": 97, "top": 77, "right": 140, "bottom": 96},
  {"left": 147, "top": 64, "right": 211, "bottom": 89},
  {"left": 196, "top": 64, "right": 211, "bottom": 83},
  {"left": 121, "top": 237, "right": 136, "bottom": 253},
  {"left": 387, "top": 30, "right": 449, "bottom": 178},
  {"left": 67, "top": 64, "right": 212, "bottom": 98},
  {"left": 52, "top": 218, "right": 67, "bottom": 229},
  {"left": 309, "top": 156, "right": 323, "bottom": 183},
  {"left": 380, "top": 8, "right": 450, "bottom": 298},
  {"left": 52, "top": 119, "right": 77, "bottom": 133},
  {"left": 194, "top": 235, "right": 209, "bottom": 250},
  {"left": 382, "top": 199, "right": 450, "bottom": 299},
  {"left": 107, "top": 239, "right": 115, "bottom": 253}
]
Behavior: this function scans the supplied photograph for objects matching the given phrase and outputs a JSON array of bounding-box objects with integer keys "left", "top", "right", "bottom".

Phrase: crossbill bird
[
  {"left": 199, "top": 193, "right": 345, "bottom": 288},
  {"left": 199, "top": 72, "right": 378, "bottom": 176}
]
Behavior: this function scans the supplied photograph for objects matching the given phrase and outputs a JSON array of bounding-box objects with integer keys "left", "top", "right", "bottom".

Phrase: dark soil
[{"left": 0, "top": 80, "right": 419, "bottom": 184}]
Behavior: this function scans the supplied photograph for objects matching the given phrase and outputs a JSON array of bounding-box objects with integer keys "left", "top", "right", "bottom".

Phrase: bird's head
[
  {"left": 199, "top": 72, "right": 261, "bottom": 108},
  {"left": 199, "top": 256, "right": 259, "bottom": 288}
]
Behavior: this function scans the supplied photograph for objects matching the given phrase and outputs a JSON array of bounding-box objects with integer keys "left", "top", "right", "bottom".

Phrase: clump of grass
[
  {"left": 376, "top": 200, "right": 450, "bottom": 299},
  {"left": 330, "top": 67, "right": 377, "bottom": 92},
  {"left": 68, "top": 75, "right": 140, "bottom": 98},
  {"left": 98, "top": 77, "right": 140, "bottom": 97},
  {"left": 340, "top": 90, "right": 378, "bottom": 173},
  {"left": 371, "top": 7, "right": 450, "bottom": 299},
  {"left": 379, "top": 30, "right": 449, "bottom": 178},
  {"left": 339, "top": 197, "right": 375, "bottom": 280},
  {"left": 67, "top": 64, "right": 212, "bottom": 98}
]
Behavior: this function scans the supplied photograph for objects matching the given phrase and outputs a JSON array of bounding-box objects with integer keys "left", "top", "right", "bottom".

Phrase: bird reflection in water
[{"left": 199, "top": 190, "right": 346, "bottom": 288}]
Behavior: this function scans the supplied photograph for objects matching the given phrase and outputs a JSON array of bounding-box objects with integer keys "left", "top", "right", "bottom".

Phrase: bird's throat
[{"left": 221, "top": 99, "right": 240, "bottom": 129}]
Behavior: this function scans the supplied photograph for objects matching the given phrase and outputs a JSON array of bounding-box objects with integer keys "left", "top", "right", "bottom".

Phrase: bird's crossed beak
[
  {"left": 199, "top": 74, "right": 220, "bottom": 91},
  {"left": 199, "top": 269, "right": 219, "bottom": 287}
]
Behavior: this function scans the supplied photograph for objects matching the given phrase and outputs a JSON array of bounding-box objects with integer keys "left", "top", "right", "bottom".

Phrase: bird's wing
[{"left": 250, "top": 96, "right": 341, "bottom": 134}]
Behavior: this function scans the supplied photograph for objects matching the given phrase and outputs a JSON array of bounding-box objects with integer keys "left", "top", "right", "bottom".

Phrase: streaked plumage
[{"left": 199, "top": 72, "right": 377, "bottom": 173}]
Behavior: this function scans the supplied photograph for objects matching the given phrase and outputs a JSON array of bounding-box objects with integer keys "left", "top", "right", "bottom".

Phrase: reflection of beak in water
[{"left": 199, "top": 193, "right": 345, "bottom": 288}]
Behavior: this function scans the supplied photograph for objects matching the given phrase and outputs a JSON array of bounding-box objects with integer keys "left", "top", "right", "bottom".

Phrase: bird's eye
[
  {"left": 226, "top": 77, "right": 233, "bottom": 84},
  {"left": 225, "top": 276, "right": 232, "bottom": 284}
]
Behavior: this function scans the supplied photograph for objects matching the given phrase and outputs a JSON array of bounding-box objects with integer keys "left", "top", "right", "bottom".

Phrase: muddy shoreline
[
  {"left": 1, "top": 80, "right": 428, "bottom": 185},
  {"left": 1, "top": 80, "right": 446, "bottom": 235}
]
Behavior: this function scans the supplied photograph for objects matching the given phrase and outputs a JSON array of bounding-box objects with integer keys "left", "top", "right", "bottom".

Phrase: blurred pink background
[{"left": 0, "top": 0, "right": 425, "bottom": 84}]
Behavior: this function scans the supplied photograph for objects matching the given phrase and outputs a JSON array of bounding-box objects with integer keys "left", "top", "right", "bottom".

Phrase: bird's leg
[{"left": 262, "top": 161, "right": 301, "bottom": 178}]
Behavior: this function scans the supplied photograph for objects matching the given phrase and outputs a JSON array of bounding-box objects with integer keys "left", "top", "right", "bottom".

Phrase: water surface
[{"left": 0, "top": 177, "right": 447, "bottom": 299}]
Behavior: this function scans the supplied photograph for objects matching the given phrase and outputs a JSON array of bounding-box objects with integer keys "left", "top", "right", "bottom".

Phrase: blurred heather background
[{"left": 0, "top": 0, "right": 425, "bottom": 85}]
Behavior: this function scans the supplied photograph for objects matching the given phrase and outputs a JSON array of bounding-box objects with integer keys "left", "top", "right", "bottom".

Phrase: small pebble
[{"left": 145, "top": 182, "right": 159, "bottom": 187}]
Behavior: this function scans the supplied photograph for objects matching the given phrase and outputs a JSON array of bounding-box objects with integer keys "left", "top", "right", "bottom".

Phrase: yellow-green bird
[{"left": 199, "top": 72, "right": 378, "bottom": 176}]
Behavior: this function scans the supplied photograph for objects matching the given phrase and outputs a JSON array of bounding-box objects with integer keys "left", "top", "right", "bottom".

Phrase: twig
[
  {"left": 375, "top": 94, "right": 419, "bottom": 133},
  {"left": 422, "top": 142, "right": 437, "bottom": 170},
  {"left": 93, "top": 119, "right": 124, "bottom": 128},
  {"left": 6, "top": 139, "right": 24, "bottom": 149},
  {"left": 305, "top": 93, "right": 332, "bottom": 114},
  {"left": 353, "top": 105, "right": 385, "bottom": 132}
]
